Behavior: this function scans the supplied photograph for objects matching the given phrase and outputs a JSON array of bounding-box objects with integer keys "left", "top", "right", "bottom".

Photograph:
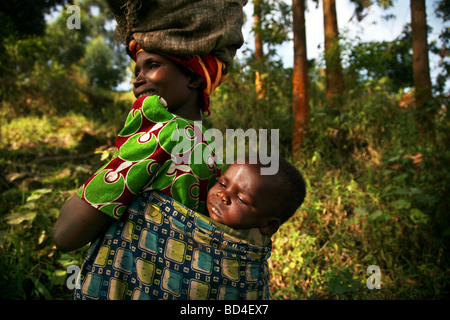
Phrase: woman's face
[{"left": 133, "top": 52, "right": 200, "bottom": 118}]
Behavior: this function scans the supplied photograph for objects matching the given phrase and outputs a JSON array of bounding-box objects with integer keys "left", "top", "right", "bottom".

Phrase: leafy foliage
[
  {"left": 268, "top": 77, "right": 449, "bottom": 299},
  {"left": 0, "top": 0, "right": 449, "bottom": 300},
  {"left": 345, "top": 26, "right": 414, "bottom": 92},
  {"left": 0, "top": 0, "right": 70, "bottom": 37},
  {"left": 0, "top": 0, "right": 128, "bottom": 117},
  {"left": 254, "top": 0, "right": 292, "bottom": 47}
]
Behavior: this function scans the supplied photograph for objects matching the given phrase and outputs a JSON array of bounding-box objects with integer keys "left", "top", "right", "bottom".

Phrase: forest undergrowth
[{"left": 0, "top": 70, "right": 449, "bottom": 299}]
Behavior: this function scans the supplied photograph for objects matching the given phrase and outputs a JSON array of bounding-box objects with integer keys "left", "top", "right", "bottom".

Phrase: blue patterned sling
[{"left": 74, "top": 191, "right": 272, "bottom": 300}]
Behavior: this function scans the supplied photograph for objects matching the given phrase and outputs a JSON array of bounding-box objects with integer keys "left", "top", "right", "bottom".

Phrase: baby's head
[{"left": 206, "top": 158, "right": 306, "bottom": 236}]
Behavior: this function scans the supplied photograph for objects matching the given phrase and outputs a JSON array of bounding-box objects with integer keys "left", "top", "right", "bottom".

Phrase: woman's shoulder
[
  {"left": 122, "top": 96, "right": 216, "bottom": 153},
  {"left": 139, "top": 96, "right": 175, "bottom": 123}
]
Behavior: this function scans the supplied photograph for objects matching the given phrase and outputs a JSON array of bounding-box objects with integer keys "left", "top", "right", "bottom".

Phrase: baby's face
[{"left": 206, "top": 164, "right": 278, "bottom": 229}]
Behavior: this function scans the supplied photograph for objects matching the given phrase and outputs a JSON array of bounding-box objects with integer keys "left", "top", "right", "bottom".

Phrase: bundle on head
[{"left": 106, "top": 0, "right": 248, "bottom": 66}]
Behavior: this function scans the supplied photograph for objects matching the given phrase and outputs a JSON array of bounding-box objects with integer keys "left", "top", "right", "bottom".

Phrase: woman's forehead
[{"left": 136, "top": 51, "right": 168, "bottom": 63}]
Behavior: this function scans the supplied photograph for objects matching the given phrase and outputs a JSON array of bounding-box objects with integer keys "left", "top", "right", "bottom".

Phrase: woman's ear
[
  {"left": 259, "top": 217, "right": 281, "bottom": 236},
  {"left": 188, "top": 74, "right": 202, "bottom": 89}
]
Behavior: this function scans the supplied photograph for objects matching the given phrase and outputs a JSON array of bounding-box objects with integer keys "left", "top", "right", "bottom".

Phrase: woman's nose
[{"left": 133, "top": 72, "right": 145, "bottom": 88}]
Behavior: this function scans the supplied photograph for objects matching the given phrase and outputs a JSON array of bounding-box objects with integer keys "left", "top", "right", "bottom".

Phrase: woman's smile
[{"left": 136, "top": 89, "right": 157, "bottom": 99}]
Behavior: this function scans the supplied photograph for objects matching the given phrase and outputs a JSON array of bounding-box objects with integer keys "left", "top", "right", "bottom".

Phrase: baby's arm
[{"left": 53, "top": 195, "right": 112, "bottom": 252}]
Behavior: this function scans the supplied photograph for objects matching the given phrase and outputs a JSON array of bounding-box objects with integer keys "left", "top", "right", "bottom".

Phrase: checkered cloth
[{"left": 74, "top": 191, "right": 272, "bottom": 300}]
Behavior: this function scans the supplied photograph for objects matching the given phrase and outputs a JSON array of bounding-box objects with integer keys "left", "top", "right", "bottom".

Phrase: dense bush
[
  {"left": 211, "top": 54, "right": 450, "bottom": 299},
  {"left": 0, "top": 0, "right": 448, "bottom": 300}
]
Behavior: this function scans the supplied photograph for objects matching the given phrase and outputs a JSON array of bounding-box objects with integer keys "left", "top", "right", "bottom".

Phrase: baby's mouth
[{"left": 209, "top": 202, "right": 222, "bottom": 217}]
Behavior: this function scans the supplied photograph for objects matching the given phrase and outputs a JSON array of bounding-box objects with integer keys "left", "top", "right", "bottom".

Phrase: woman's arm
[
  {"left": 53, "top": 97, "right": 170, "bottom": 252},
  {"left": 53, "top": 195, "right": 113, "bottom": 252}
]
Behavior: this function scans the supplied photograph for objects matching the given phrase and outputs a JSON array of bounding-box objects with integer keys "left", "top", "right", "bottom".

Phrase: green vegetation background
[{"left": 0, "top": 0, "right": 449, "bottom": 299}]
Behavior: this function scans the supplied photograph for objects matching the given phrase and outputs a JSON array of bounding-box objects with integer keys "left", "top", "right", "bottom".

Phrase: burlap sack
[{"left": 106, "top": 0, "right": 248, "bottom": 65}]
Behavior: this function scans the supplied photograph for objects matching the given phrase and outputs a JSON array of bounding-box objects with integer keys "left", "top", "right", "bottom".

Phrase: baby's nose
[{"left": 217, "top": 191, "right": 231, "bottom": 205}]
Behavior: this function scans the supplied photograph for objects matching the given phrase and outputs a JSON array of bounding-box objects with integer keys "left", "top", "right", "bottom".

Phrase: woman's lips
[{"left": 136, "top": 90, "right": 156, "bottom": 98}]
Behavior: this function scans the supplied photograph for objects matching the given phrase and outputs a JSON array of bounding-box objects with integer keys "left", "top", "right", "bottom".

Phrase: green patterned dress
[{"left": 77, "top": 95, "right": 223, "bottom": 218}]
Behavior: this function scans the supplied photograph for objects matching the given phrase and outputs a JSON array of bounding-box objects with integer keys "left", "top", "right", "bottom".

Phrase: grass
[
  {"left": 0, "top": 112, "right": 108, "bottom": 299},
  {"left": 266, "top": 92, "right": 450, "bottom": 299},
  {"left": 0, "top": 87, "right": 448, "bottom": 300}
]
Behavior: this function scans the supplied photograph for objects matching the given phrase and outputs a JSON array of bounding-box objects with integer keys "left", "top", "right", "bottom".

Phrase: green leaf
[
  {"left": 51, "top": 269, "right": 68, "bottom": 286},
  {"left": 409, "top": 209, "right": 429, "bottom": 225},
  {"left": 57, "top": 253, "right": 81, "bottom": 268},
  {"left": 5, "top": 212, "right": 37, "bottom": 225},
  {"left": 354, "top": 207, "right": 368, "bottom": 215},
  {"left": 26, "top": 188, "right": 52, "bottom": 202},
  {"left": 391, "top": 199, "right": 411, "bottom": 210},
  {"left": 31, "top": 277, "right": 53, "bottom": 300},
  {"left": 345, "top": 216, "right": 360, "bottom": 226},
  {"left": 369, "top": 210, "right": 383, "bottom": 221}
]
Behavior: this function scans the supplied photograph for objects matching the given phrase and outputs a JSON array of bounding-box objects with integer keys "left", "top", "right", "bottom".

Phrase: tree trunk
[
  {"left": 253, "top": 0, "right": 264, "bottom": 61},
  {"left": 292, "top": 0, "right": 309, "bottom": 158},
  {"left": 410, "top": 0, "right": 432, "bottom": 113},
  {"left": 253, "top": 0, "right": 265, "bottom": 99},
  {"left": 323, "top": 0, "right": 345, "bottom": 102}
]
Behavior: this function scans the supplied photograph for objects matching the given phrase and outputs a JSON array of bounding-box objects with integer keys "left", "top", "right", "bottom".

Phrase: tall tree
[
  {"left": 322, "top": 0, "right": 345, "bottom": 102},
  {"left": 253, "top": 0, "right": 266, "bottom": 98},
  {"left": 433, "top": 0, "right": 450, "bottom": 95},
  {"left": 291, "top": 0, "right": 309, "bottom": 157},
  {"left": 410, "top": 0, "right": 432, "bottom": 113},
  {"left": 250, "top": 0, "right": 291, "bottom": 101},
  {"left": 350, "top": 0, "right": 394, "bottom": 22}
]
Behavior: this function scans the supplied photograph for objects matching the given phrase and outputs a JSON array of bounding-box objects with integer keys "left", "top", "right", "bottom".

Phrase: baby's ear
[{"left": 259, "top": 217, "right": 281, "bottom": 236}]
